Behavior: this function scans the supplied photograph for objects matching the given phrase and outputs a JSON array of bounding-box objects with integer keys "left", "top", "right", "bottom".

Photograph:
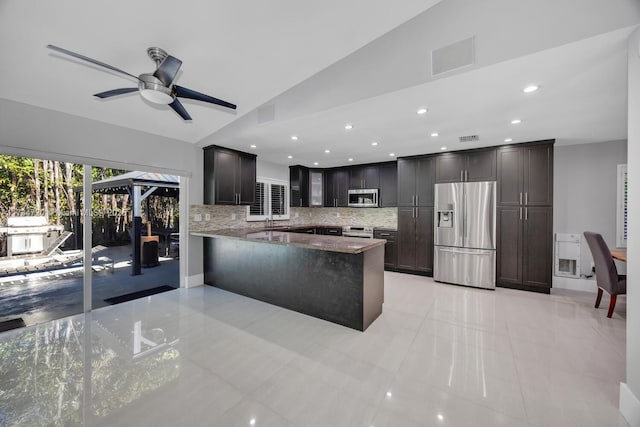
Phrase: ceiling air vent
[
  {"left": 459, "top": 135, "right": 480, "bottom": 143},
  {"left": 431, "top": 36, "right": 475, "bottom": 76}
]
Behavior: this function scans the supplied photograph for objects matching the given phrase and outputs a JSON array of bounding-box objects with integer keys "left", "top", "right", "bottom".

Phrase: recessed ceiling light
[
  {"left": 504, "top": 138, "right": 513, "bottom": 142},
  {"left": 287, "top": 155, "right": 293, "bottom": 159},
  {"left": 511, "top": 119, "right": 522, "bottom": 124},
  {"left": 417, "top": 108, "right": 428, "bottom": 115},
  {"left": 371, "top": 142, "right": 378, "bottom": 146},
  {"left": 250, "top": 144, "right": 256, "bottom": 148},
  {"left": 291, "top": 135, "right": 298, "bottom": 141},
  {"left": 324, "top": 149, "right": 331, "bottom": 153},
  {"left": 431, "top": 132, "right": 439, "bottom": 137},
  {"left": 348, "top": 158, "right": 354, "bottom": 162},
  {"left": 523, "top": 85, "right": 539, "bottom": 93},
  {"left": 441, "top": 146, "right": 447, "bottom": 150},
  {"left": 344, "top": 124, "right": 353, "bottom": 130},
  {"left": 389, "top": 153, "right": 395, "bottom": 157},
  {"left": 313, "top": 162, "right": 319, "bottom": 166}
]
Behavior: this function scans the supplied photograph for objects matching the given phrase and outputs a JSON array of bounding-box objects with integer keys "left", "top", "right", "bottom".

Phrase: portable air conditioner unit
[{"left": 555, "top": 233, "right": 581, "bottom": 278}]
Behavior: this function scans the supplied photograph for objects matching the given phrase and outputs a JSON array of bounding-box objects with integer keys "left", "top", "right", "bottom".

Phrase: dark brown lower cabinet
[
  {"left": 397, "top": 207, "right": 433, "bottom": 274},
  {"left": 374, "top": 229, "right": 397, "bottom": 270},
  {"left": 497, "top": 205, "right": 553, "bottom": 293}
]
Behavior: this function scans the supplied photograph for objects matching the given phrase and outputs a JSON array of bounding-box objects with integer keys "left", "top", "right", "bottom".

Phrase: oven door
[{"left": 347, "top": 189, "right": 378, "bottom": 207}]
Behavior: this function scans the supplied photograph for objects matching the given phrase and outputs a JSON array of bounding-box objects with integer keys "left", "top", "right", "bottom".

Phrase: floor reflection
[{"left": 0, "top": 297, "right": 180, "bottom": 426}]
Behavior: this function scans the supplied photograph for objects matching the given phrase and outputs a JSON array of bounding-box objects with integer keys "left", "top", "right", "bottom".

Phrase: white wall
[
  {"left": 553, "top": 140, "right": 627, "bottom": 282},
  {"left": 257, "top": 159, "right": 289, "bottom": 182},
  {"left": 620, "top": 26, "right": 640, "bottom": 427}
]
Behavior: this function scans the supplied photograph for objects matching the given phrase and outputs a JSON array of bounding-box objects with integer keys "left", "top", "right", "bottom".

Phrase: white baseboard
[
  {"left": 620, "top": 383, "right": 640, "bottom": 427},
  {"left": 184, "top": 273, "right": 204, "bottom": 288},
  {"left": 552, "top": 276, "right": 597, "bottom": 292}
]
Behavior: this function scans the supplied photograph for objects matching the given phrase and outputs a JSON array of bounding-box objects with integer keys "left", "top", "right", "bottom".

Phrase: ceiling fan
[{"left": 46, "top": 44, "right": 236, "bottom": 121}]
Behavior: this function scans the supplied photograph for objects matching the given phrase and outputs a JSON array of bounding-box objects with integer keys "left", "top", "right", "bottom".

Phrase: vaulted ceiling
[{"left": 1, "top": 0, "right": 639, "bottom": 168}]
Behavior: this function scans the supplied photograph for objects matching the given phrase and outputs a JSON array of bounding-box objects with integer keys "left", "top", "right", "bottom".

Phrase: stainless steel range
[{"left": 342, "top": 225, "right": 374, "bottom": 238}]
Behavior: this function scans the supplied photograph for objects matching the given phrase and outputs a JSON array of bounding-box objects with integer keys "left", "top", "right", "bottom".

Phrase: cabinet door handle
[
  {"left": 466, "top": 170, "right": 468, "bottom": 181},
  {"left": 379, "top": 233, "right": 390, "bottom": 236},
  {"left": 460, "top": 170, "right": 464, "bottom": 181},
  {"left": 519, "top": 192, "right": 522, "bottom": 205},
  {"left": 415, "top": 195, "right": 419, "bottom": 205},
  {"left": 525, "top": 207, "right": 528, "bottom": 221},
  {"left": 519, "top": 207, "right": 522, "bottom": 220},
  {"left": 525, "top": 192, "right": 528, "bottom": 205}
]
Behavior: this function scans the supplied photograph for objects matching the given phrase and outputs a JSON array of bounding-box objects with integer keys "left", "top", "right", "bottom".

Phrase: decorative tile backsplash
[{"left": 189, "top": 204, "right": 398, "bottom": 231}]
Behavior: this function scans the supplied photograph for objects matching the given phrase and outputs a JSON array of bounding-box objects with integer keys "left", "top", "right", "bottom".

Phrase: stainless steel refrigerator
[{"left": 434, "top": 181, "right": 496, "bottom": 290}]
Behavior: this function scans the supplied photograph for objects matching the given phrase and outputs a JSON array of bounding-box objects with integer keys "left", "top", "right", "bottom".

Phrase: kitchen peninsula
[{"left": 193, "top": 228, "right": 385, "bottom": 331}]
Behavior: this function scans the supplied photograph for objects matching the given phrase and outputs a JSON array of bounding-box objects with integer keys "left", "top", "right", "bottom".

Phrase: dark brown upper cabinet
[
  {"left": 397, "top": 156, "right": 434, "bottom": 207},
  {"left": 435, "top": 148, "right": 496, "bottom": 183},
  {"left": 497, "top": 141, "right": 554, "bottom": 206},
  {"left": 349, "top": 165, "right": 380, "bottom": 189},
  {"left": 378, "top": 162, "right": 397, "bottom": 207},
  {"left": 204, "top": 145, "right": 256, "bottom": 205},
  {"left": 290, "top": 165, "right": 310, "bottom": 207},
  {"left": 324, "top": 168, "right": 349, "bottom": 207}
]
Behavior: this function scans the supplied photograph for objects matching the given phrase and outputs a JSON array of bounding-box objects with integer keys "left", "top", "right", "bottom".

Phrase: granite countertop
[{"left": 191, "top": 228, "right": 385, "bottom": 254}]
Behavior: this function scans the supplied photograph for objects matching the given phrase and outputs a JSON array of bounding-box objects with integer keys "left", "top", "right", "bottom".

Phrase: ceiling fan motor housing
[{"left": 138, "top": 73, "right": 174, "bottom": 104}]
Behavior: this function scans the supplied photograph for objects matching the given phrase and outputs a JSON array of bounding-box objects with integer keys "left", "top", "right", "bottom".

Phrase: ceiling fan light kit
[{"left": 46, "top": 44, "right": 236, "bottom": 120}]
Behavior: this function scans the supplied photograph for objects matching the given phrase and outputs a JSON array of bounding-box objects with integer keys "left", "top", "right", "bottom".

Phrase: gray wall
[{"left": 554, "top": 140, "right": 627, "bottom": 277}]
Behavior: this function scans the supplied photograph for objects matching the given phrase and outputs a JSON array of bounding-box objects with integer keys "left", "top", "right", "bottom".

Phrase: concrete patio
[{"left": 0, "top": 245, "right": 179, "bottom": 327}]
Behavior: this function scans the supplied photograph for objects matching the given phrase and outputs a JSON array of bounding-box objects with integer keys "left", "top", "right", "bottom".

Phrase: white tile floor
[{"left": 0, "top": 272, "right": 629, "bottom": 426}]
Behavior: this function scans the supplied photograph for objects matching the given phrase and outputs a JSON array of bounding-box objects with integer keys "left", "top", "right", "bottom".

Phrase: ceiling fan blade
[
  {"left": 169, "top": 98, "right": 192, "bottom": 120},
  {"left": 174, "top": 85, "right": 236, "bottom": 110},
  {"left": 94, "top": 88, "right": 139, "bottom": 99},
  {"left": 153, "top": 55, "right": 182, "bottom": 86},
  {"left": 47, "top": 44, "right": 140, "bottom": 81}
]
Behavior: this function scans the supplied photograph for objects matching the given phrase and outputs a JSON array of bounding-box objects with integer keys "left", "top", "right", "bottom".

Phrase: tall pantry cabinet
[{"left": 496, "top": 140, "right": 554, "bottom": 293}]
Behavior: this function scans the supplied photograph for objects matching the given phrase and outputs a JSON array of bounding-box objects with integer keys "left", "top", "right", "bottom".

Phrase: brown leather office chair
[{"left": 583, "top": 232, "right": 626, "bottom": 318}]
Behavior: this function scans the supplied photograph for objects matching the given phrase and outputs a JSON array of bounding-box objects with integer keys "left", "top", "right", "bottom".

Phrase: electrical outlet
[
  {"left": 205, "top": 213, "right": 211, "bottom": 221},
  {"left": 194, "top": 214, "right": 202, "bottom": 222},
  {"left": 231, "top": 213, "right": 236, "bottom": 220}
]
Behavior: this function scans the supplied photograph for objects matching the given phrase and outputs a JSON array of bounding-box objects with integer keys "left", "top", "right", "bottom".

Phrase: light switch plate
[
  {"left": 205, "top": 213, "right": 211, "bottom": 221},
  {"left": 231, "top": 213, "right": 236, "bottom": 220},
  {"left": 194, "top": 214, "right": 202, "bottom": 222}
]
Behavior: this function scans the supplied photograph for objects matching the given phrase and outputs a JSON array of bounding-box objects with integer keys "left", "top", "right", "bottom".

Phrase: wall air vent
[
  {"left": 458, "top": 135, "right": 479, "bottom": 143},
  {"left": 257, "top": 104, "right": 275, "bottom": 124},
  {"left": 431, "top": 36, "right": 475, "bottom": 77}
]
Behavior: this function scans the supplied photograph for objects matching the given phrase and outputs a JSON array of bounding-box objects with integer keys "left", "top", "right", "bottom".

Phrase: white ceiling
[
  {"left": 222, "top": 27, "right": 632, "bottom": 167},
  {"left": 0, "top": 0, "right": 440, "bottom": 143},
  {"left": 1, "top": 0, "right": 638, "bottom": 169}
]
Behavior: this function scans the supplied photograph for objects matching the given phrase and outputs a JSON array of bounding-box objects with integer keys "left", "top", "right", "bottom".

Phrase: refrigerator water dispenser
[{"left": 437, "top": 211, "right": 454, "bottom": 228}]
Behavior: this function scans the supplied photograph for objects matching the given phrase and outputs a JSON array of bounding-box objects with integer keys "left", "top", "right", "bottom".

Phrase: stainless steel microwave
[{"left": 347, "top": 189, "right": 378, "bottom": 207}]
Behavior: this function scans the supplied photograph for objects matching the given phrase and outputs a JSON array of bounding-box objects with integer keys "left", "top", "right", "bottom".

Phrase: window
[
  {"left": 246, "top": 178, "right": 289, "bottom": 221},
  {"left": 616, "top": 164, "right": 627, "bottom": 248}
]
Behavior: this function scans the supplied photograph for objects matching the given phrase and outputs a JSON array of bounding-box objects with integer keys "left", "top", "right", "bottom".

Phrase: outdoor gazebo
[{"left": 74, "top": 171, "right": 179, "bottom": 275}]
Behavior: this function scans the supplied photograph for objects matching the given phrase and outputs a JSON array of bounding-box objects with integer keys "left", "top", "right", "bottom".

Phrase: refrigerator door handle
[
  {"left": 519, "top": 207, "right": 522, "bottom": 220},
  {"left": 438, "top": 248, "right": 493, "bottom": 256},
  {"left": 525, "top": 207, "right": 528, "bottom": 220}
]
